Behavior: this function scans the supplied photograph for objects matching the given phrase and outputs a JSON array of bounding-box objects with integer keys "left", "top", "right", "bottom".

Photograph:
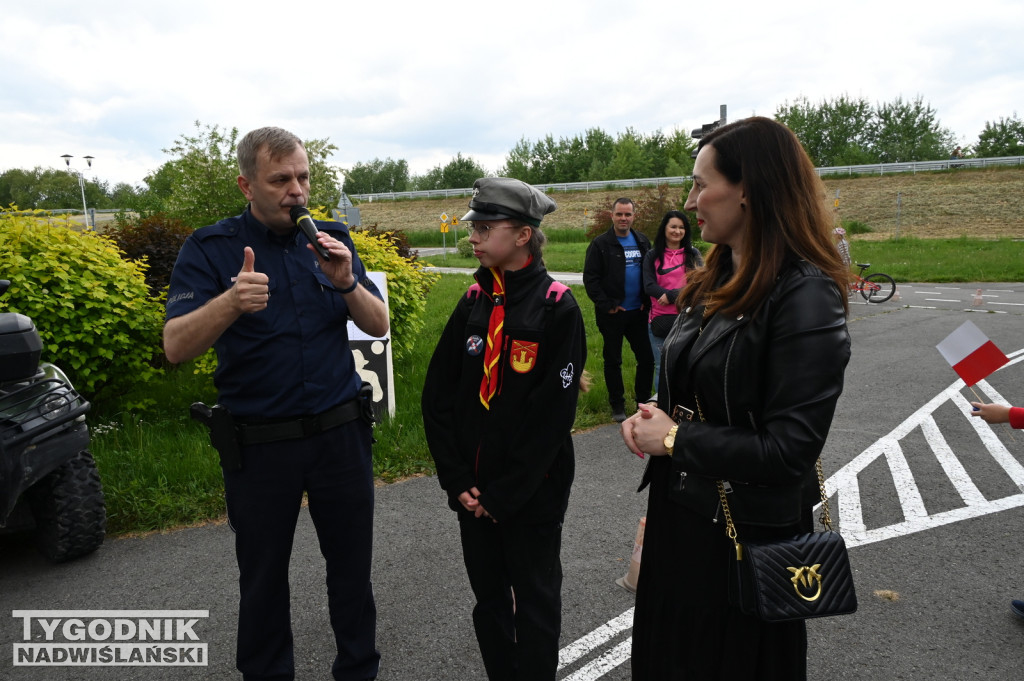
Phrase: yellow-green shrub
[
  {"left": 349, "top": 229, "right": 438, "bottom": 360},
  {"left": 0, "top": 208, "right": 164, "bottom": 399}
]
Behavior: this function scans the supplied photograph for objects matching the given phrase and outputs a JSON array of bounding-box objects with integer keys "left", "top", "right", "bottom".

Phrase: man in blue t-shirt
[
  {"left": 583, "top": 198, "right": 654, "bottom": 422},
  {"left": 164, "top": 127, "right": 386, "bottom": 681}
]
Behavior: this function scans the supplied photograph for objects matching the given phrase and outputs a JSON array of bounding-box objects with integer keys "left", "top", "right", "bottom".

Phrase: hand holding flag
[{"left": 936, "top": 320, "right": 1008, "bottom": 387}]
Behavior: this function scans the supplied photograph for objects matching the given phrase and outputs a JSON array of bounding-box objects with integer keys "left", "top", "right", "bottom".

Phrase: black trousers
[
  {"left": 458, "top": 513, "right": 564, "bottom": 681},
  {"left": 596, "top": 308, "right": 654, "bottom": 410},
  {"left": 223, "top": 420, "right": 380, "bottom": 681}
]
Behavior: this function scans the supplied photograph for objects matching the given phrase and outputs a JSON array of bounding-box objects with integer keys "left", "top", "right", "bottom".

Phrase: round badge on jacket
[{"left": 466, "top": 335, "right": 484, "bottom": 356}]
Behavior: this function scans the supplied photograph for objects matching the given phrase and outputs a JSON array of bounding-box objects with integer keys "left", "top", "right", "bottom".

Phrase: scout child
[{"left": 422, "top": 177, "right": 586, "bottom": 681}]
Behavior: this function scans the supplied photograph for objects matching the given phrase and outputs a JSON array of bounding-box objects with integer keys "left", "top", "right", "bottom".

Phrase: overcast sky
[{"left": 1, "top": 0, "right": 1021, "bottom": 188}]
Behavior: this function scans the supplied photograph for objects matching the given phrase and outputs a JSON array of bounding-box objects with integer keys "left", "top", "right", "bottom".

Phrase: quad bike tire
[{"left": 28, "top": 450, "right": 107, "bottom": 562}]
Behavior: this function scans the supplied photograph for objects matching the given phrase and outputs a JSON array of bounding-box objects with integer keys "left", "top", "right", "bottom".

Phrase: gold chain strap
[
  {"left": 694, "top": 300, "right": 835, "bottom": 553},
  {"left": 697, "top": 394, "right": 834, "bottom": 563}
]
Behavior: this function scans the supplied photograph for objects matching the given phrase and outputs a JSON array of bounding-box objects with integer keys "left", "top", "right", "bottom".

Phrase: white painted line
[
  {"left": 908, "top": 305, "right": 938, "bottom": 309},
  {"left": 884, "top": 440, "right": 929, "bottom": 520},
  {"left": 919, "top": 415, "right": 987, "bottom": 505},
  {"left": 558, "top": 608, "right": 633, "bottom": 670},
  {"left": 925, "top": 298, "right": 961, "bottom": 302},
  {"left": 561, "top": 638, "right": 633, "bottom": 681},
  {"left": 565, "top": 350, "right": 1024, "bottom": 680},
  {"left": 989, "top": 302, "right": 1024, "bottom": 306},
  {"left": 915, "top": 291, "right": 943, "bottom": 294},
  {"left": 845, "top": 494, "right": 1024, "bottom": 547}
]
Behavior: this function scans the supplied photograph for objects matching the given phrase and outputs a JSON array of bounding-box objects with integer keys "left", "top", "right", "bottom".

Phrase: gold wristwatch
[{"left": 663, "top": 424, "right": 679, "bottom": 455}]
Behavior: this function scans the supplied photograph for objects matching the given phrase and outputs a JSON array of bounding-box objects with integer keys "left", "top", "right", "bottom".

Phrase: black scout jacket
[
  {"left": 642, "top": 260, "right": 851, "bottom": 529},
  {"left": 422, "top": 259, "right": 586, "bottom": 524}
]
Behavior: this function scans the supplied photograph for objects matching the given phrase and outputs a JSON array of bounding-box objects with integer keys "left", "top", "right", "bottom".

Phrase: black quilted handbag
[{"left": 718, "top": 461, "right": 858, "bottom": 622}]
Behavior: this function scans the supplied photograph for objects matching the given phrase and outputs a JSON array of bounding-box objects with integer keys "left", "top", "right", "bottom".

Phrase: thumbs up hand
[{"left": 230, "top": 247, "right": 270, "bottom": 314}]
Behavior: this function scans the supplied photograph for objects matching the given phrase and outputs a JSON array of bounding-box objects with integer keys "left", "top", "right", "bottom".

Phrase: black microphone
[{"left": 290, "top": 206, "right": 330, "bottom": 261}]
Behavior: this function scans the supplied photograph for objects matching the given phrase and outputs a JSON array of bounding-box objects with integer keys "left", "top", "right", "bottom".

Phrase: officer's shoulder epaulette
[{"left": 192, "top": 219, "right": 242, "bottom": 242}]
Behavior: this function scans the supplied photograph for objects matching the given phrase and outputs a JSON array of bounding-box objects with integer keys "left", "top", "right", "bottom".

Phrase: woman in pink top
[
  {"left": 971, "top": 399, "right": 1024, "bottom": 620},
  {"left": 642, "top": 210, "right": 704, "bottom": 391}
]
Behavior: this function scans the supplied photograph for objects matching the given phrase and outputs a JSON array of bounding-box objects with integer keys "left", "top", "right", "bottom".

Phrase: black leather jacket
[
  {"left": 641, "top": 260, "right": 851, "bottom": 528},
  {"left": 583, "top": 227, "right": 652, "bottom": 315}
]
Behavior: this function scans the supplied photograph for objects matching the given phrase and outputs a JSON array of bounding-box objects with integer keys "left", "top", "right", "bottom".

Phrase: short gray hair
[{"left": 237, "top": 127, "right": 304, "bottom": 178}]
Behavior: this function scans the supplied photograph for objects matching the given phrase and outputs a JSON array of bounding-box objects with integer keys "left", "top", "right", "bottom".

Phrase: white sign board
[{"left": 347, "top": 271, "right": 395, "bottom": 418}]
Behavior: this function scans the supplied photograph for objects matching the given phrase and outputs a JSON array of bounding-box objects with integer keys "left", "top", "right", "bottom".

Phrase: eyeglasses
[{"left": 466, "top": 222, "right": 521, "bottom": 240}]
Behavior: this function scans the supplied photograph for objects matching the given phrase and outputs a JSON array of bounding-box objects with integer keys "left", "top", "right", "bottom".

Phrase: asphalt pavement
[{"left": 2, "top": 283, "right": 1023, "bottom": 680}]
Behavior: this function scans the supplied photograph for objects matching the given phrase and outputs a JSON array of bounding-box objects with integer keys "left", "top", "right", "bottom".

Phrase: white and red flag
[{"left": 936, "top": 320, "right": 1009, "bottom": 387}]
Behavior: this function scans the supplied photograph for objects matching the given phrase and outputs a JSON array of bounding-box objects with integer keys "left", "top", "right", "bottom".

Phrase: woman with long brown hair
[{"left": 621, "top": 116, "right": 851, "bottom": 680}]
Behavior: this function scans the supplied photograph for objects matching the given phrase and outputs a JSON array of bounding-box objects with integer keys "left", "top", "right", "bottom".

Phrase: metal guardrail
[
  {"left": 349, "top": 156, "right": 1024, "bottom": 202},
  {"left": 350, "top": 176, "right": 693, "bottom": 202},
  {"left": 815, "top": 156, "right": 1024, "bottom": 177}
]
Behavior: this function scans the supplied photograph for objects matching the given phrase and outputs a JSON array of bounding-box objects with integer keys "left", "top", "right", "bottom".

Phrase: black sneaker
[
  {"left": 1012, "top": 600, "right": 1024, "bottom": 620},
  {"left": 612, "top": 410, "right": 628, "bottom": 423}
]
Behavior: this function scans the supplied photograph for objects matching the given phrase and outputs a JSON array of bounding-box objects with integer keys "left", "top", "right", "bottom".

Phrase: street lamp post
[{"left": 61, "top": 154, "right": 95, "bottom": 228}]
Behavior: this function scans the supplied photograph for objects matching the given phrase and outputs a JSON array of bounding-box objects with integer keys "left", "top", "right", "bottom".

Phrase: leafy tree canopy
[
  {"left": 974, "top": 114, "right": 1024, "bottom": 157},
  {"left": 775, "top": 94, "right": 957, "bottom": 166}
]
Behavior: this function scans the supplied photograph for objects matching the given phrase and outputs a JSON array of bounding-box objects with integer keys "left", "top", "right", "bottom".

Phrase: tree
[
  {"left": 776, "top": 95, "right": 875, "bottom": 166},
  {"left": 342, "top": 157, "right": 410, "bottom": 195},
  {"left": 304, "top": 137, "right": 342, "bottom": 209},
  {"left": 974, "top": 115, "right": 1024, "bottom": 157},
  {"left": 414, "top": 153, "right": 487, "bottom": 190},
  {"left": 868, "top": 96, "right": 956, "bottom": 163},
  {"left": 159, "top": 121, "right": 244, "bottom": 228},
  {"left": 133, "top": 122, "right": 343, "bottom": 228},
  {"left": 606, "top": 130, "right": 652, "bottom": 180}
]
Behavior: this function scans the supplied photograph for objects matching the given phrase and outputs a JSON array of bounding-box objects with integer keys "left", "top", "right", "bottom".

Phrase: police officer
[
  {"left": 164, "top": 126, "right": 386, "bottom": 681},
  {"left": 422, "top": 177, "right": 586, "bottom": 680}
]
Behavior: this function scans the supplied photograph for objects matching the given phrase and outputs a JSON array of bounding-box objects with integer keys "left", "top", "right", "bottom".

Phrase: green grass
[
  {"left": 89, "top": 234, "right": 1024, "bottom": 534},
  {"left": 420, "top": 234, "right": 1024, "bottom": 282}
]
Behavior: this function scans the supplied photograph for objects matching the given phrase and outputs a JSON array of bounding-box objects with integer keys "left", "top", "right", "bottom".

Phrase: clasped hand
[{"left": 621, "top": 404, "right": 676, "bottom": 458}]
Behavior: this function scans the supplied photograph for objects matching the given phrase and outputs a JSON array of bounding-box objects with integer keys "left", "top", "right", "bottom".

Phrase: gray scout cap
[{"left": 460, "top": 177, "right": 557, "bottom": 228}]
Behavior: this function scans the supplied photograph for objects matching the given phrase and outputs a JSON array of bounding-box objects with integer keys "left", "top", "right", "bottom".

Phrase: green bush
[
  {"left": 456, "top": 235, "right": 474, "bottom": 257},
  {"left": 110, "top": 212, "right": 193, "bottom": 295},
  {"left": 842, "top": 219, "right": 873, "bottom": 235},
  {"left": 350, "top": 229, "right": 438, "bottom": 360},
  {"left": 0, "top": 209, "right": 164, "bottom": 400}
]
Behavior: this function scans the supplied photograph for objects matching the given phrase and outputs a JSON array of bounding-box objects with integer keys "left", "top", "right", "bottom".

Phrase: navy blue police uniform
[{"left": 166, "top": 208, "right": 381, "bottom": 681}]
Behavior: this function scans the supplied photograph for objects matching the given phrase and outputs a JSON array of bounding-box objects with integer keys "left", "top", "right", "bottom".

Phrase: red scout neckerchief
[{"left": 478, "top": 256, "right": 533, "bottom": 409}]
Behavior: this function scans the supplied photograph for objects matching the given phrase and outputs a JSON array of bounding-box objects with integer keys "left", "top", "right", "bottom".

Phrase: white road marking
[
  {"left": 560, "top": 348, "right": 1024, "bottom": 680},
  {"left": 557, "top": 608, "right": 633, "bottom": 670}
]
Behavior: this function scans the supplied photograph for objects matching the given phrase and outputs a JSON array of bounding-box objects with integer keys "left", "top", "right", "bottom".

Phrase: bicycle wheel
[{"left": 861, "top": 273, "right": 896, "bottom": 303}]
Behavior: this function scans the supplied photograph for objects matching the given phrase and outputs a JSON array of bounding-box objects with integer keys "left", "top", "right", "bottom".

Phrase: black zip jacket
[
  {"left": 422, "top": 260, "right": 586, "bottom": 524},
  {"left": 642, "top": 260, "right": 850, "bottom": 528},
  {"left": 582, "top": 228, "right": 652, "bottom": 315}
]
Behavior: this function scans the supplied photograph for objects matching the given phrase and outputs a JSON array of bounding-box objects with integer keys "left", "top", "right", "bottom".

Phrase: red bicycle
[{"left": 849, "top": 263, "right": 896, "bottom": 303}]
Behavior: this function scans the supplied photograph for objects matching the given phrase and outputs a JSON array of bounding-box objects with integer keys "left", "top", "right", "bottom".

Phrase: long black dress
[{"left": 630, "top": 263, "right": 849, "bottom": 680}]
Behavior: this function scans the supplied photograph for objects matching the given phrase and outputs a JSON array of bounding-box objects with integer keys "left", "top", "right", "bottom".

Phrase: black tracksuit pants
[{"left": 458, "top": 513, "right": 564, "bottom": 681}]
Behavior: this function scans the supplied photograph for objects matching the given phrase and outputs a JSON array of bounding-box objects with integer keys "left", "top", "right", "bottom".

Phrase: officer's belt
[{"left": 235, "top": 399, "right": 362, "bottom": 446}]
